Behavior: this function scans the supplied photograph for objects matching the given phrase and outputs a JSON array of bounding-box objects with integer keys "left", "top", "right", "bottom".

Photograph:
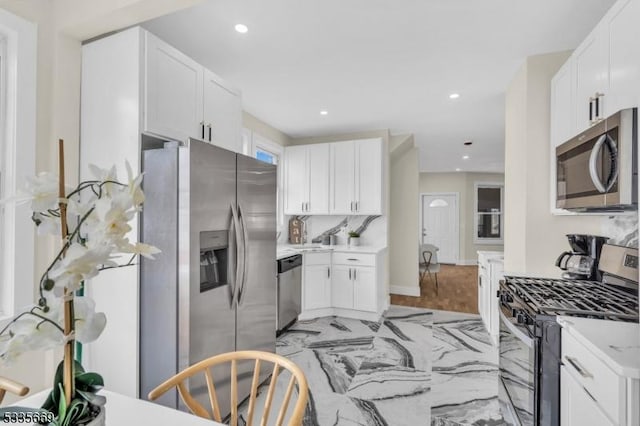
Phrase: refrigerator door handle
[
  {"left": 237, "top": 203, "right": 250, "bottom": 306},
  {"left": 230, "top": 203, "right": 243, "bottom": 307}
]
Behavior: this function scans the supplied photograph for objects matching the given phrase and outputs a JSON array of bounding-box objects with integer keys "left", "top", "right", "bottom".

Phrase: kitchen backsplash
[
  {"left": 282, "top": 215, "right": 387, "bottom": 246},
  {"left": 603, "top": 213, "right": 638, "bottom": 248}
]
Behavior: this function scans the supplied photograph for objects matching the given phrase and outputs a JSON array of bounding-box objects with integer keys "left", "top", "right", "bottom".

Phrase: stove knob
[{"left": 516, "top": 312, "right": 530, "bottom": 325}]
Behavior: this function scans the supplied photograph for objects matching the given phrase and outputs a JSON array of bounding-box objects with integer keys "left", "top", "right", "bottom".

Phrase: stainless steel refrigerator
[{"left": 139, "top": 138, "right": 277, "bottom": 416}]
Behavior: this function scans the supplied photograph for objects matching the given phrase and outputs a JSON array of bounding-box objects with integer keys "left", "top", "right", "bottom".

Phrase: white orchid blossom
[{"left": 0, "top": 162, "right": 159, "bottom": 366}]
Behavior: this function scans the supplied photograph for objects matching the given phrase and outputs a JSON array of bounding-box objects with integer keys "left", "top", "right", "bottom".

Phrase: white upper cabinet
[
  {"left": 144, "top": 31, "right": 203, "bottom": 143},
  {"left": 354, "top": 138, "right": 383, "bottom": 215},
  {"left": 606, "top": 0, "right": 640, "bottom": 115},
  {"left": 329, "top": 138, "right": 383, "bottom": 215},
  {"left": 284, "top": 144, "right": 330, "bottom": 215},
  {"left": 203, "top": 70, "right": 242, "bottom": 153},
  {"left": 573, "top": 26, "right": 607, "bottom": 133},
  {"left": 329, "top": 141, "right": 356, "bottom": 214},
  {"left": 307, "top": 144, "right": 330, "bottom": 214},
  {"left": 284, "top": 146, "right": 308, "bottom": 215},
  {"left": 550, "top": 59, "right": 575, "bottom": 147},
  {"left": 144, "top": 31, "right": 242, "bottom": 152}
]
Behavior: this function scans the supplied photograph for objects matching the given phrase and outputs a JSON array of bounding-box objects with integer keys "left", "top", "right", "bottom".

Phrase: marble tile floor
[{"left": 239, "top": 306, "right": 506, "bottom": 426}]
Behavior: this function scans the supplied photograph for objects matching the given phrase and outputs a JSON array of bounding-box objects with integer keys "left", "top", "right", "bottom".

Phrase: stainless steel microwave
[{"left": 556, "top": 108, "right": 637, "bottom": 211}]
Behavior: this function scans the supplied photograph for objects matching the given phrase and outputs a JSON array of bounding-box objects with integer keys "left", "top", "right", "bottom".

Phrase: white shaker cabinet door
[
  {"left": 606, "top": 0, "right": 640, "bottom": 116},
  {"left": 561, "top": 367, "right": 614, "bottom": 426},
  {"left": 550, "top": 59, "right": 575, "bottom": 148},
  {"left": 330, "top": 141, "right": 356, "bottom": 214},
  {"left": 353, "top": 267, "right": 377, "bottom": 312},
  {"left": 203, "top": 69, "right": 242, "bottom": 153},
  {"left": 304, "top": 264, "right": 331, "bottom": 310},
  {"left": 331, "top": 265, "right": 354, "bottom": 309},
  {"left": 355, "top": 138, "right": 383, "bottom": 215},
  {"left": 307, "top": 143, "right": 330, "bottom": 214},
  {"left": 144, "top": 32, "right": 203, "bottom": 142},
  {"left": 284, "top": 146, "right": 308, "bottom": 215},
  {"left": 573, "top": 27, "right": 607, "bottom": 134}
]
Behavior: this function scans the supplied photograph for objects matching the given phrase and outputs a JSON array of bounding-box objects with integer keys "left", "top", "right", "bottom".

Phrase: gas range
[{"left": 500, "top": 276, "right": 639, "bottom": 323}]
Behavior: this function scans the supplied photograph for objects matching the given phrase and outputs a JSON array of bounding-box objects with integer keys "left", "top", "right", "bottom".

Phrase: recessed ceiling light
[
  {"left": 462, "top": 155, "right": 470, "bottom": 160},
  {"left": 320, "top": 110, "right": 328, "bottom": 116},
  {"left": 455, "top": 168, "right": 461, "bottom": 172},
  {"left": 449, "top": 93, "right": 460, "bottom": 99},
  {"left": 234, "top": 24, "right": 248, "bottom": 33}
]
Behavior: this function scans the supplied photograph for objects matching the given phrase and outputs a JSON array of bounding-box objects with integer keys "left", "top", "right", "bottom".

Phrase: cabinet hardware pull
[
  {"left": 306, "top": 202, "right": 310, "bottom": 211},
  {"left": 347, "top": 258, "right": 358, "bottom": 261},
  {"left": 200, "top": 121, "right": 205, "bottom": 139},
  {"left": 565, "top": 356, "right": 592, "bottom": 378},
  {"left": 301, "top": 202, "right": 304, "bottom": 212},
  {"left": 207, "top": 123, "right": 212, "bottom": 141},
  {"left": 355, "top": 201, "right": 359, "bottom": 212},
  {"left": 589, "top": 98, "right": 594, "bottom": 123},
  {"left": 349, "top": 268, "right": 352, "bottom": 280},
  {"left": 350, "top": 201, "right": 354, "bottom": 212},
  {"left": 327, "top": 267, "right": 330, "bottom": 278},
  {"left": 594, "top": 96, "right": 600, "bottom": 120},
  {"left": 354, "top": 269, "right": 357, "bottom": 280}
]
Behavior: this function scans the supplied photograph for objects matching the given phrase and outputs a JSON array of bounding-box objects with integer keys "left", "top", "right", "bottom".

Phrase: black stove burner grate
[{"left": 503, "top": 276, "right": 639, "bottom": 321}]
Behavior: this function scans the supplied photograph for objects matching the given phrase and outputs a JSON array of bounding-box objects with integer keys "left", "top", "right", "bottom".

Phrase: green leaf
[
  {"left": 75, "top": 372, "right": 104, "bottom": 392},
  {"left": 57, "top": 383, "right": 67, "bottom": 424},
  {"left": 62, "top": 399, "right": 89, "bottom": 426}
]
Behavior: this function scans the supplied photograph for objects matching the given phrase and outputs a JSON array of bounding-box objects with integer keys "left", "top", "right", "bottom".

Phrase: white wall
[
  {"left": 389, "top": 135, "right": 419, "bottom": 296},
  {"left": 0, "top": 0, "right": 205, "bottom": 402},
  {"left": 419, "top": 172, "right": 505, "bottom": 264},
  {"left": 504, "top": 52, "right": 638, "bottom": 277},
  {"left": 242, "top": 111, "right": 291, "bottom": 147}
]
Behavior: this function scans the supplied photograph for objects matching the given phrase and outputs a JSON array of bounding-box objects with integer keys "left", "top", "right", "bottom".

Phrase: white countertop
[
  {"left": 477, "top": 250, "right": 504, "bottom": 259},
  {"left": 557, "top": 316, "right": 640, "bottom": 379},
  {"left": 13, "top": 389, "right": 222, "bottom": 426},
  {"left": 277, "top": 244, "right": 387, "bottom": 260}
]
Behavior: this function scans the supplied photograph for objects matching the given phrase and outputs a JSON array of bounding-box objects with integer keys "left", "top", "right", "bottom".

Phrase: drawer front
[
  {"left": 304, "top": 252, "right": 332, "bottom": 266},
  {"left": 332, "top": 252, "right": 376, "bottom": 267},
  {"left": 562, "top": 330, "right": 623, "bottom": 423}
]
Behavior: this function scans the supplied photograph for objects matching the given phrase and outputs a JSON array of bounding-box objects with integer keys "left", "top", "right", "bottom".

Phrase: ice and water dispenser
[{"left": 200, "top": 230, "right": 229, "bottom": 292}]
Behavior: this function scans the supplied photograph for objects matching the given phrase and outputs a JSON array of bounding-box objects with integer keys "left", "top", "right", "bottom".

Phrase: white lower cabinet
[
  {"left": 303, "top": 264, "right": 331, "bottom": 311},
  {"left": 561, "top": 366, "right": 614, "bottom": 426},
  {"left": 477, "top": 251, "right": 503, "bottom": 345},
  {"left": 299, "top": 249, "right": 386, "bottom": 321},
  {"left": 330, "top": 265, "right": 354, "bottom": 309}
]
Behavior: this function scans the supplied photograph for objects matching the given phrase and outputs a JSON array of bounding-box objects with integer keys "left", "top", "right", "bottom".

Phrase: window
[
  {"left": 243, "top": 129, "right": 284, "bottom": 231},
  {"left": 474, "top": 183, "right": 504, "bottom": 244},
  {"left": 0, "top": 10, "right": 36, "bottom": 321}
]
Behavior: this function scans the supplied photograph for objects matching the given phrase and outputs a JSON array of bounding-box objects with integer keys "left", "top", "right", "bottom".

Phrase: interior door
[
  {"left": 422, "top": 194, "right": 458, "bottom": 264},
  {"left": 203, "top": 69, "right": 242, "bottom": 153}
]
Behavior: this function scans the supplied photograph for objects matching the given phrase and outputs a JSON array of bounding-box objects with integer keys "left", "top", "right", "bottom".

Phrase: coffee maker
[{"left": 555, "top": 234, "right": 609, "bottom": 280}]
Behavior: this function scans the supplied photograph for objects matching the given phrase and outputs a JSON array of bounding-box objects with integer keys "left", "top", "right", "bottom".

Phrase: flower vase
[{"left": 349, "top": 237, "right": 360, "bottom": 247}]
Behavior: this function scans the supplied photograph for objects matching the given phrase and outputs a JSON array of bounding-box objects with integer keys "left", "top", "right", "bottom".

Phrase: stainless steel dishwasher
[{"left": 276, "top": 254, "right": 302, "bottom": 334}]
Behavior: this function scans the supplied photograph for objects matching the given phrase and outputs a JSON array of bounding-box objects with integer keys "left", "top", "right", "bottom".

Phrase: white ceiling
[{"left": 143, "top": 0, "right": 615, "bottom": 172}]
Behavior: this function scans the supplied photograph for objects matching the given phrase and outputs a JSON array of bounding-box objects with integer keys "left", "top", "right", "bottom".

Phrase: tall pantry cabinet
[{"left": 80, "top": 26, "right": 243, "bottom": 398}]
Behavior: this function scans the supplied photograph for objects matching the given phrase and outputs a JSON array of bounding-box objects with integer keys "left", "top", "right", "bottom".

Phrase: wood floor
[{"left": 390, "top": 264, "right": 479, "bottom": 314}]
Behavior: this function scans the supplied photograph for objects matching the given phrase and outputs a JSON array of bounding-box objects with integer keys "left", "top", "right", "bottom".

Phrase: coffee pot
[{"left": 555, "top": 234, "right": 609, "bottom": 280}]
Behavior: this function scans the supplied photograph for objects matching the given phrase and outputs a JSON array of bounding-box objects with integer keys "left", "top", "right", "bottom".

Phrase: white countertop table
[
  {"left": 12, "top": 389, "right": 223, "bottom": 426},
  {"left": 557, "top": 316, "right": 640, "bottom": 379}
]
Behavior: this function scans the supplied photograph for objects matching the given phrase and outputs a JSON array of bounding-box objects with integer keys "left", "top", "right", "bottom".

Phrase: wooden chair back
[
  {"left": 0, "top": 376, "right": 29, "bottom": 405},
  {"left": 148, "top": 350, "right": 309, "bottom": 426}
]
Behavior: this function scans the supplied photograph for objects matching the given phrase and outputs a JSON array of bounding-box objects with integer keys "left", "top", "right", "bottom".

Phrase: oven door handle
[
  {"left": 499, "top": 310, "right": 534, "bottom": 348},
  {"left": 589, "top": 134, "right": 617, "bottom": 193}
]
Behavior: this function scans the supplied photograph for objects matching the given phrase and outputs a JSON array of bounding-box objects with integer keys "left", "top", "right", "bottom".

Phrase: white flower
[
  {"left": 23, "top": 172, "right": 64, "bottom": 213},
  {"left": 73, "top": 297, "right": 106, "bottom": 344},
  {"left": 125, "top": 161, "right": 145, "bottom": 208},
  {"left": 49, "top": 245, "right": 117, "bottom": 291},
  {"left": 128, "top": 242, "right": 161, "bottom": 260}
]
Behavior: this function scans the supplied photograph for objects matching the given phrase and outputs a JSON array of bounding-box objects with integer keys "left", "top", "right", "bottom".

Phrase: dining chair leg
[{"left": 435, "top": 273, "right": 439, "bottom": 292}]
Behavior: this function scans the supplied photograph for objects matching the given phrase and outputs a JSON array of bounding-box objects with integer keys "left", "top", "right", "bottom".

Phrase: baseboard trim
[
  {"left": 389, "top": 285, "right": 420, "bottom": 297},
  {"left": 457, "top": 259, "right": 478, "bottom": 266}
]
